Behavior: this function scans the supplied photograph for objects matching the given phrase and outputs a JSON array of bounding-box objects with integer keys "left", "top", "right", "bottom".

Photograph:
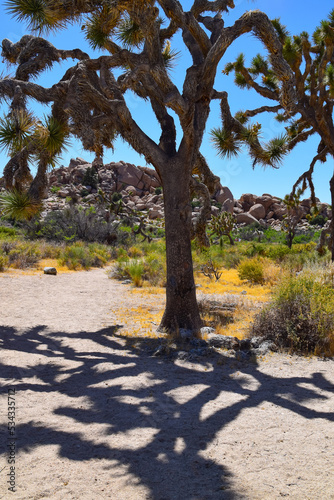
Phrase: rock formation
[{"left": 2, "top": 157, "right": 330, "bottom": 229}]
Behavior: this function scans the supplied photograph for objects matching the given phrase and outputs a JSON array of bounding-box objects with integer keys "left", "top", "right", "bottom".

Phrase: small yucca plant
[{"left": 0, "top": 190, "right": 41, "bottom": 221}]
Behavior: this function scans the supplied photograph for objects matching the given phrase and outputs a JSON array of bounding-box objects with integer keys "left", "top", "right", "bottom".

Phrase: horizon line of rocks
[{"left": 42, "top": 157, "right": 331, "bottom": 228}]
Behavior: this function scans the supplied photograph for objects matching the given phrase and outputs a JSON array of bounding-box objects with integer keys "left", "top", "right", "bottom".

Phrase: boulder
[
  {"left": 239, "top": 193, "right": 257, "bottom": 207},
  {"left": 249, "top": 203, "right": 266, "bottom": 220},
  {"left": 44, "top": 267, "right": 57, "bottom": 275},
  {"left": 149, "top": 208, "right": 164, "bottom": 219},
  {"left": 271, "top": 204, "right": 287, "bottom": 220},
  {"left": 236, "top": 213, "right": 259, "bottom": 225},
  {"left": 214, "top": 185, "right": 234, "bottom": 205},
  {"left": 255, "top": 195, "right": 274, "bottom": 211},
  {"left": 221, "top": 198, "right": 234, "bottom": 213}
]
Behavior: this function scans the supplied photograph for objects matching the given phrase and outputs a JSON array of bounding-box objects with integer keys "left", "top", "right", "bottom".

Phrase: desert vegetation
[{"left": 1, "top": 205, "right": 333, "bottom": 356}]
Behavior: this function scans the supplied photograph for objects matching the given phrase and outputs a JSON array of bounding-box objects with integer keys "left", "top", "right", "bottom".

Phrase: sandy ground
[{"left": 0, "top": 267, "right": 333, "bottom": 500}]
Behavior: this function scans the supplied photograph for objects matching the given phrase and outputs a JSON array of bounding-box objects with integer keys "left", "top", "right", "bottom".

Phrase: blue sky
[{"left": 0, "top": 0, "right": 333, "bottom": 202}]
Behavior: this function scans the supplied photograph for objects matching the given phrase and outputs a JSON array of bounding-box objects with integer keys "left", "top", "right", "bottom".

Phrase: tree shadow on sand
[{"left": 0, "top": 324, "right": 333, "bottom": 499}]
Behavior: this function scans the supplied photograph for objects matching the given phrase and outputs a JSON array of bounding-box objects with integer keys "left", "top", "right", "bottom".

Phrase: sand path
[{"left": 0, "top": 268, "right": 333, "bottom": 499}]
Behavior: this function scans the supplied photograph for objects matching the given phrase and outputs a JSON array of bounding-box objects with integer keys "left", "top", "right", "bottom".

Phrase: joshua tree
[
  {"left": 213, "top": 10, "right": 334, "bottom": 260},
  {"left": 210, "top": 211, "right": 236, "bottom": 246},
  {"left": 281, "top": 191, "right": 304, "bottom": 249},
  {"left": 0, "top": 1, "right": 296, "bottom": 335}
]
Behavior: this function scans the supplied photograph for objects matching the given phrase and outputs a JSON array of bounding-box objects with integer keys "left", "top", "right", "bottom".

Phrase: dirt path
[{"left": 0, "top": 268, "right": 333, "bottom": 499}]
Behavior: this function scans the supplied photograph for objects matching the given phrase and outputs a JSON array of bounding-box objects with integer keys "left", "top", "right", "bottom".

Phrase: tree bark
[
  {"left": 28, "top": 158, "right": 49, "bottom": 201},
  {"left": 158, "top": 158, "right": 203, "bottom": 336}
]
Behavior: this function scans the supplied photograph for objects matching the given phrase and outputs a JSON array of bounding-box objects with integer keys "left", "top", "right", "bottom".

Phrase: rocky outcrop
[
  {"left": 38, "top": 158, "right": 331, "bottom": 230},
  {"left": 233, "top": 192, "right": 330, "bottom": 226},
  {"left": 43, "top": 158, "right": 234, "bottom": 222}
]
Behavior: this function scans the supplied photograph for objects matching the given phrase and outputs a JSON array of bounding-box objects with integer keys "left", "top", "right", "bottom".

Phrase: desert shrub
[
  {"left": 111, "top": 253, "right": 166, "bottom": 287},
  {"left": 58, "top": 242, "right": 93, "bottom": 270},
  {"left": 111, "top": 192, "right": 122, "bottom": 202},
  {"left": 87, "top": 243, "right": 112, "bottom": 267},
  {"left": 198, "top": 294, "right": 239, "bottom": 327},
  {"left": 155, "top": 187, "right": 162, "bottom": 195},
  {"left": 143, "top": 253, "right": 166, "bottom": 286},
  {"left": 262, "top": 260, "right": 283, "bottom": 285},
  {"left": 8, "top": 242, "right": 41, "bottom": 268},
  {"left": 0, "top": 226, "right": 17, "bottom": 239},
  {"left": 262, "top": 227, "right": 286, "bottom": 243},
  {"left": 244, "top": 242, "right": 267, "bottom": 258},
  {"left": 127, "top": 260, "right": 145, "bottom": 287},
  {"left": 309, "top": 214, "right": 327, "bottom": 226},
  {"left": 128, "top": 245, "right": 143, "bottom": 258},
  {"left": 251, "top": 271, "right": 334, "bottom": 354},
  {"left": 238, "top": 257, "right": 264, "bottom": 284},
  {"left": 25, "top": 206, "right": 125, "bottom": 244},
  {"left": 82, "top": 166, "right": 98, "bottom": 189},
  {"left": 220, "top": 249, "right": 240, "bottom": 269},
  {"left": 0, "top": 252, "right": 9, "bottom": 272},
  {"left": 233, "top": 222, "right": 263, "bottom": 241},
  {"left": 265, "top": 244, "right": 291, "bottom": 262},
  {"left": 58, "top": 242, "right": 111, "bottom": 270}
]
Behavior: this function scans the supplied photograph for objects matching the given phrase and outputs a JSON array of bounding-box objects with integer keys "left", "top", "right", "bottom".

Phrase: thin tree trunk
[
  {"left": 158, "top": 159, "right": 202, "bottom": 336},
  {"left": 28, "top": 158, "right": 49, "bottom": 201}
]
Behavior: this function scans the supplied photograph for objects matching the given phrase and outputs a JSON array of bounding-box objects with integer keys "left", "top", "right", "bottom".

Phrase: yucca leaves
[
  {"left": 249, "top": 54, "right": 268, "bottom": 76},
  {"left": 234, "top": 111, "right": 249, "bottom": 125},
  {"left": 271, "top": 18, "right": 289, "bottom": 44},
  {"left": 283, "top": 36, "right": 302, "bottom": 68},
  {"left": 35, "top": 115, "right": 70, "bottom": 156},
  {"left": 256, "top": 135, "right": 288, "bottom": 167},
  {"left": 84, "top": 6, "right": 121, "bottom": 50},
  {"left": 240, "top": 123, "right": 262, "bottom": 145},
  {"left": 5, "top": 0, "right": 64, "bottom": 32},
  {"left": 234, "top": 53, "right": 245, "bottom": 72},
  {"left": 162, "top": 40, "right": 180, "bottom": 69},
  {"left": 234, "top": 72, "right": 248, "bottom": 88},
  {"left": 262, "top": 73, "right": 279, "bottom": 91},
  {"left": 116, "top": 14, "right": 144, "bottom": 48},
  {"left": 0, "top": 110, "right": 35, "bottom": 155},
  {"left": 210, "top": 128, "right": 241, "bottom": 159},
  {"left": 0, "top": 189, "right": 41, "bottom": 220},
  {"left": 324, "top": 63, "right": 334, "bottom": 97}
]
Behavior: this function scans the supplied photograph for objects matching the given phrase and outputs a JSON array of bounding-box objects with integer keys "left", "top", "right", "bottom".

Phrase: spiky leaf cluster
[{"left": 0, "top": 110, "right": 35, "bottom": 155}]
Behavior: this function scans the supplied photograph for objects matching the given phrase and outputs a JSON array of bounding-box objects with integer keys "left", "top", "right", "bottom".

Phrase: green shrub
[
  {"left": 111, "top": 253, "right": 166, "bottom": 287},
  {"left": 251, "top": 270, "right": 334, "bottom": 354},
  {"left": 309, "top": 214, "right": 327, "bottom": 226},
  {"left": 0, "top": 226, "right": 17, "bottom": 239},
  {"left": 58, "top": 243, "right": 93, "bottom": 270},
  {"left": 127, "top": 260, "right": 145, "bottom": 287},
  {"left": 155, "top": 187, "right": 162, "bottom": 195},
  {"left": 25, "top": 206, "right": 124, "bottom": 244},
  {"left": 111, "top": 192, "right": 122, "bottom": 202},
  {"left": 58, "top": 242, "right": 111, "bottom": 270},
  {"left": 222, "top": 250, "right": 241, "bottom": 269},
  {"left": 82, "top": 166, "right": 98, "bottom": 189},
  {"left": 266, "top": 244, "right": 291, "bottom": 261},
  {"left": 8, "top": 242, "right": 41, "bottom": 268},
  {"left": 238, "top": 258, "right": 264, "bottom": 284},
  {"left": 0, "top": 253, "right": 9, "bottom": 272}
]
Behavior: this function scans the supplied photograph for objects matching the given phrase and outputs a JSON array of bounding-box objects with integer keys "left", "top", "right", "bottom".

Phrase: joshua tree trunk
[
  {"left": 28, "top": 157, "right": 49, "bottom": 201},
  {"left": 159, "top": 157, "right": 202, "bottom": 334}
]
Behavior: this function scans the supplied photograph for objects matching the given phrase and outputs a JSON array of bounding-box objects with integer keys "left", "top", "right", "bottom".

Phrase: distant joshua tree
[{"left": 212, "top": 10, "right": 334, "bottom": 259}]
